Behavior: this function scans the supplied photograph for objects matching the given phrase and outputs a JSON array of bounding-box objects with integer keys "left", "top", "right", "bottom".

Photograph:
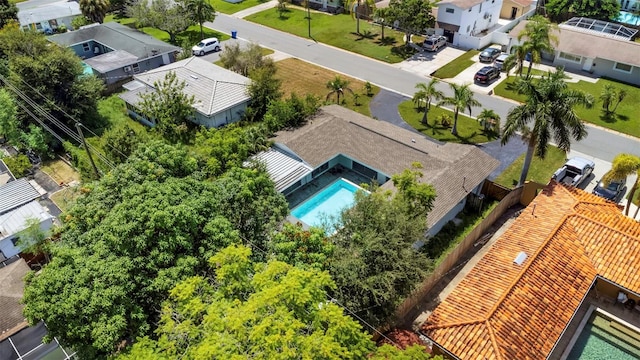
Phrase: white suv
[
  {"left": 494, "top": 53, "right": 509, "bottom": 71},
  {"left": 192, "top": 38, "right": 221, "bottom": 56}
]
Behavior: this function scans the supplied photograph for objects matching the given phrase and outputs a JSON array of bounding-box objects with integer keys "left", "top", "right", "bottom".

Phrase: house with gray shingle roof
[
  {"left": 119, "top": 57, "right": 252, "bottom": 128},
  {"left": 48, "top": 22, "right": 180, "bottom": 85},
  {"left": 17, "top": 0, "right": 82, "bottom": 34},
  {"left": 265, "top": 105, "right": 499, "bottom": 236}
]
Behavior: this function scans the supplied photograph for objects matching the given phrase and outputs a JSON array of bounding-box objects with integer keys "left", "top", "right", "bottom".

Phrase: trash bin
[{"left": 231, "top": 30, "right": 237, "bottom": 39}]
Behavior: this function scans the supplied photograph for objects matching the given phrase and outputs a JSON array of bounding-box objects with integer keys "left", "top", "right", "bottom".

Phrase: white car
[
  {"left": 192, "top": 38, "right": 221, "bottom": 56},
  {"left": 494, "top": 53, "right": 509, "bottom": 71}
]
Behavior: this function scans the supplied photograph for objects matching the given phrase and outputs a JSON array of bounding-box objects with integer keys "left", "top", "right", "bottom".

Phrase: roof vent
[
  {"left": 190, "top": 74, "right": 199, "bottom": 80},
  {"left": 514, "top": 251, "right": 528, "bottom": 265}
]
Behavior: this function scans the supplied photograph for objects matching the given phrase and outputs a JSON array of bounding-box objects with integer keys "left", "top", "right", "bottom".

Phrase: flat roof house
[
  {"left": 262, "top": 105, "right": 500, "bottom": 236},
  {"left": 422, "top": 182, "right": 640, "bottom": 359},
  {"left": 119, "top": 57, "right": 251, "bottom": 129},
  {"left": 509, "top": 18, "right": 640, "bottom": 86},
  {"left": 48, "top": 22, "right": 180, "bottom": 85}
]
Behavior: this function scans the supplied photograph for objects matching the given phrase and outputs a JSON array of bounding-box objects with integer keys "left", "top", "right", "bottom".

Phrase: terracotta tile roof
[
  {"left": 274, "top": 105, "right": 500, "bottom": 229},
  {"left": 422, "top": 182, "right": 640, "bottom": 359}
]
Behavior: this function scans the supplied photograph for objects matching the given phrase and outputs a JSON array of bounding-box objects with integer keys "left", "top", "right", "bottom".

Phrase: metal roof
[
  {"left": 0, "top": 201, "right": 53, "bottom": 239},
  {"left": 122, "top": 57, "right": 251, "bottom": 117},
  {"left": 560, "top": 17, "right": 638, "bottom": 41},
  {"left": 0, "top": 179, "right": 42, "bottom": 215},
  {"left": 249, "top": 147, "right": 313, "bottom": 192}
]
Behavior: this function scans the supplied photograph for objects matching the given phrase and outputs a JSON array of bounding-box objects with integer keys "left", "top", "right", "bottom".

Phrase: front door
[
  {"left": 510, "top": 7, "right": 518, "bottom": 19},
  {"left": 162, "top": 53, "right": 170, "bottom": 65},
  {"left": 582, "top": 58, "right": 593, "bottom": 72}
]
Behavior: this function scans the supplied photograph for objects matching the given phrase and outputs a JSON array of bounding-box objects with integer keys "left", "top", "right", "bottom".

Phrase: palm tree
[
  {"left": 501, "top": 69, "right": 593, "bottom": 187},
  {"left": 518, "top": 15, "right": 558, "bottom": 79},
  {"left": 438, "top": 83, "right": 480, "bottom": 136},
  {"left": 185, "top": 0, "right": 216, "bottom": 40},
  {"left": 413, "top": 79, "right": 444, "bottom": 125},
  {"left": 346, "top": 0, "right": 376, "bottom": 34},
  {"left": 599, "top": 84, "right": 616, "bottom": 113},
  {"left": 374, "top": 7, "right": 389, "bottom": 39},
  {"left": 477, "top": 109, "right": 501, "bottom": 134},
  {"left": 326, "top": 76, "right": 354, "bottom": 104},
  {"left": 612, "top": 88, "right": 627, "bottom": 113},
  {"left": 79, "top": 0, "right": 110, "bottom": 23},
  {"left": 603, "top": 154, "right": 640, "bottom": 217},
  {"left": 503, "top": 44, "right": 527, "bottom": 77}
]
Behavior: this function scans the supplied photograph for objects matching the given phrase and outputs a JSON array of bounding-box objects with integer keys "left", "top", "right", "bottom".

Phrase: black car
[
  {"left": 592, "top": 172, "right": 627, "bottom": 201},
  {"left": 474, "top": 66, "right": 500, "bottom": 84},
  {"left": 479, "top": 48, "right": 501, "bottom": 62}
]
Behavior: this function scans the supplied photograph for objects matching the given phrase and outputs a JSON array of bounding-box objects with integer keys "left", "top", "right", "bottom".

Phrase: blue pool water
[
  {"left": 291, "top": 179, "right": 362, "bottom": 228},
  {"left": 81, "top": 62, "right": 94, "bottom": 76},
  {"left": 567, "top": 313, "right": 640, "bottom": 360},
  {"left": 618, "top": 11, "right": 640, "bottom": 26}
]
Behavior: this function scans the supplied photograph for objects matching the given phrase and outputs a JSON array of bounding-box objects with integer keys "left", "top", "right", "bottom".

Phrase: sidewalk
[{"left": 231, "top": 0, "right": 277, "bottom": 19}]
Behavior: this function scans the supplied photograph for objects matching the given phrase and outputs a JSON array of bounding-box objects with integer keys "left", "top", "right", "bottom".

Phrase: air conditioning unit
[
  {"left": 123, "top": 65, "right": 132, "bottom": 72},
  {"left": 483, "top": 12, "right": 490, "bottom": 19}
]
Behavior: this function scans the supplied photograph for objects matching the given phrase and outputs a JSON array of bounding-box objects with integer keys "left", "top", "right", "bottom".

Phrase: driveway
[
  {"left": 449, "top": 47, "right": 505, "bottom": 94},
  {"left": 477, "top": 137, "right": 527, "bottom": 181},
  {"left": 393, "top": 46, "right": 467, "bottom": 78},
  {"left": 369, "top": 89, "right": 418, "bottom": 133}
]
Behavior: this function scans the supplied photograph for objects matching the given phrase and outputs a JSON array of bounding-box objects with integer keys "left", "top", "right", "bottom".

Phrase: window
[
  {"left": 82, "top": 43, "right": 90, "bottom": 52},
  {"left": 468, "top": 7, "right": 472, "bottom": 12},
  {"left": 558, "top": 52, "right": 581, "bottom": 63},
  {"left": 479, "top": 3, "right": 482, "bottom": 12},
  {"left": 467, "top": 25, "right": 471, "bottom": 33},
  {"left": 614, "top": 62, "right": 633, "bottom": 73},
  {"left": 312, "top": 162, "right": 329, "bottom": 178},
  {"left": 446, "top": 7, "right": 454, "bottom": 13},
  {"left": 352, "top": 162, "right": 377, "bottom": 179},
  {"left": 35, "top": 23, "right": 42, "bottom": 30},
  {"left": 132, "top": 63, "right": 140, "bottom": 73}
]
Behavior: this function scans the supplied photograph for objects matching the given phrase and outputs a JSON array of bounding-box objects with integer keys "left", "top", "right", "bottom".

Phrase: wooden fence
[{"left": 394, "top": 183, "right": 525, "bottom": 323}]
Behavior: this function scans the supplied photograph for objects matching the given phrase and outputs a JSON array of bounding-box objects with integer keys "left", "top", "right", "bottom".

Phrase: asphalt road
[{"left": 205, "top": 15, "right": 640, "bottom": 162}]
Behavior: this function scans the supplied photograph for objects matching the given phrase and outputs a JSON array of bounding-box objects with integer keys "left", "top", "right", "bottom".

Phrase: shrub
[{"left": 3, "top": 154, "right": 32, "bottom": 178}]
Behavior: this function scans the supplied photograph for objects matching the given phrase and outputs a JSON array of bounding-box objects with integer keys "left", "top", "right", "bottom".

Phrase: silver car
[{"left": 192, "top": 38, "right": 221, "bottom": 56}]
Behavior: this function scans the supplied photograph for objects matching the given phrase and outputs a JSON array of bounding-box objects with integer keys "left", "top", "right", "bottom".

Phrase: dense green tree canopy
[
  {"left": 23, "top": 141, "right": 288, "bottom": 358},
  {"left": 386, "top": 0, "right": 435, "bottom": 45},
  {"left": 329, "top": 165, "right": 436, "bottom": 328},
  {"left": 546, "top": 0, "right": 620, "bottom": 21},
  {"left": 127, "top": 0, "right": 193, "bottom": 43},
  {"left": 117, "top": 245, "right": 440, "bottom": 359},
  {"left": 0, "top": 0, "right": 17, "bottom": 29},
  {"left": 0, "top": 24, "right": 105, "bottom": 129}
]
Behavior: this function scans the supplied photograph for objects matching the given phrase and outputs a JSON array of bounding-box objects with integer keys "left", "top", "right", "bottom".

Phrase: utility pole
[
  {"left": 75, "top": 123, "right": 100, "bottom": 179},
  {"left": 307, "top": 0, "right": 311, "bottom": 38}
]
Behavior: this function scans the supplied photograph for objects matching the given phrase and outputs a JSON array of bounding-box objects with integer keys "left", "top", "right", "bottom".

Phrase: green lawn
[
  {"left": 494, "top": 76, "right": 640, "bottom": 138},
  {"left": 50, "top": 187, "right": 83, "bottom": 213},
  {"left": 431, "top": 50, "right": 479, "bottom": 79},
  {"left": 398, "top": 101, "right": 497, "bottom": 144},
  {"left": 104, "top": 15, "right": 230, "bottom": 45},
  {"left": 246, "top": 8, "right": 417, "bottom": 63},
  {"left": 493, "top": 146, "right": 567, "bottom": 188},
  {"left": 210, "top": 0, "right": 268, "bottom": 14}
]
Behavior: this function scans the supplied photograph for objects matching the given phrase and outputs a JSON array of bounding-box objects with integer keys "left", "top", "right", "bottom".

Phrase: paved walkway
[{"left": 231, "top": 0, "right": 277, "bottom": 18}]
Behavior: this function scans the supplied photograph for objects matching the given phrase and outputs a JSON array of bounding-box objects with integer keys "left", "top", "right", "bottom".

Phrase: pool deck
[
  {"left": 286, "top": 168, "right": 375, "bottom": 210},
  {"left": 553, "top": 288, "right": 640, "bottom": 359}
]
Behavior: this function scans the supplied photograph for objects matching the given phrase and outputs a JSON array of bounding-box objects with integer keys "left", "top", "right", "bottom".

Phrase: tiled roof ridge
[
  {"left": 573, "top": 211, "right": 640, "bottom": 245},
  {"left": 486, "top": 319, "right": 505, "bottom": 360},
  {"left": 486, "top": 212, "right": 574, "bottom": 321},
  {"left": 208, "top": 79, "right": 219, "bottom": 114},
  {"left": 422, "top": 318, "right": 487, "bottom": 330},
  {"left": 347, "top": 121, "right": 430, "bottom": 156}
]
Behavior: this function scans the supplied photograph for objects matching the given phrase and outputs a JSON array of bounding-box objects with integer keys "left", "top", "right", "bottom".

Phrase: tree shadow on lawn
[
  {"left": 375, "top": 37, "right": 397, "bottom": 46},
  {"left": 599, "top": 110, "right": 630, "bottom": 123},
  {"left": 390, "top": 45, "right": 417, "bottom": 58}
]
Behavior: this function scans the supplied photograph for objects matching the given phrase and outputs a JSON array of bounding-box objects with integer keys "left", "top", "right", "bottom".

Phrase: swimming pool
[
  {"left": 291, "top": 178, "right": 363, "bottom": 228},
  {"left": 618, "top": 11, "right": 640, "bottom": 26},
  {"left": 81, "top": 62, "right": 94, "bottom": 76},
  {"left": 567, "top": 311, "right": 640, "bottom": 359}
]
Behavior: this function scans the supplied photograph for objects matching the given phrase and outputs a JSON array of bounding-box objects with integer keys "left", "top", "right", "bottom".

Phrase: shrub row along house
[{"left": 422, "top": 182, "right": 640, "bottom": 359}]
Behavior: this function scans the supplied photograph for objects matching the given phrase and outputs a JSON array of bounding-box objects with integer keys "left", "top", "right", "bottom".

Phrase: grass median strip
[
  {"left": 431, "top": 50, "right": 479, "bottom": 79},
  {"left": 398, "top": 100, "right": 496, "bottom": 144},
  {"left": 493, "top": 146, "right": 566, "bottom": 188}
]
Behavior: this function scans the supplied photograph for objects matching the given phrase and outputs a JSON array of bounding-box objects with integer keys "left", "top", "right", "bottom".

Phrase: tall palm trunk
[
  {"left": 518, "top": 135, "right": 537, "bottom": 187},
  {"left": 421, "top": 104, "right": 429, "bottom": 125},
  {"left": 200, "top": 23, "right": 204, "bottom": 40},
  {"left": 526, "top": 61, "right": 534, "bottom": 79},
  {"left": 451, "top": 108, "right": 459, "bottom": 135},
  {"left": 625, "top": 182, "right": 638, "bottom": 216}
]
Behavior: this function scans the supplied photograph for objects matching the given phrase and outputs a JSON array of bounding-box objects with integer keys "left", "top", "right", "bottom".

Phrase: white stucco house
[
  {"left": 436, "top": 0, "right": 504, "bottom": 46},
  {"left": 17, "top": 0, "right": 82, "bottom": 33},
  {"left": 120, "top": 57, "right": 252, "bottom": 129}
]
